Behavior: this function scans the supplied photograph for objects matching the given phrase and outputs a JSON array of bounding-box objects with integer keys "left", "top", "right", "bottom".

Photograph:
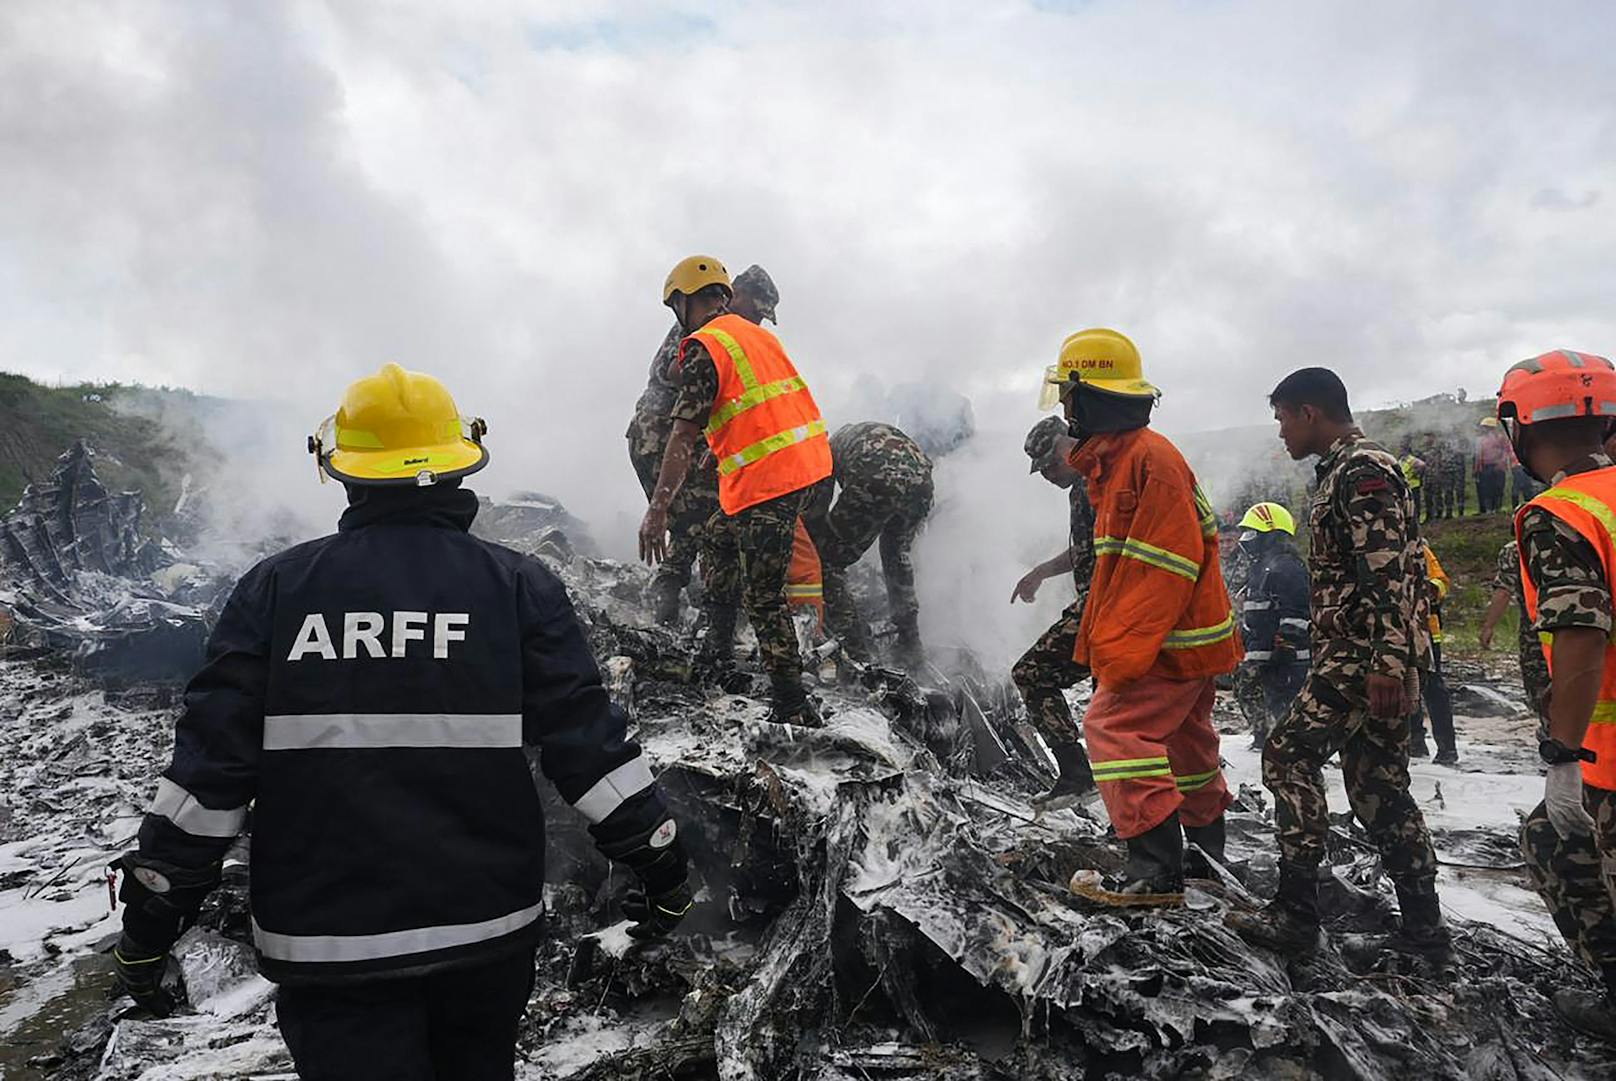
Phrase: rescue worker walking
[
  {"left": 1050, "top": 329, "right": 1241, "bottom": 901},
  {"left": 1229, "top": 367, "right": 1448, "bottom": 962},
  {"left": 112, "top": 365, "right": 691, "bottom": 1080},
  {"left": 803, "top": 422, "right": 933, "bottom": 669},
  {"left": 1499, "top": 349, "right": 1616, "bottom": 1040},
  {"left": 627, "top": 266, "right": 780, "bottom": 625},
  {"left": 1475, "top": 417, "right": 1512, "bottom": 514},
  {"left": 1409, "top": 541, "right": 1459, "bottom": 765},
  {"left": 1399, "top": 442, "right": 1427, "bottom": 522},
  {"left": 1011, "top": 415, "right": 1097, "bottom": 810},
  {"left": 639, "top": 256, "right": 832, "bottom": 725},
  {"left": 1234, "top": 502, "right": 1311, "bottom": 751}
]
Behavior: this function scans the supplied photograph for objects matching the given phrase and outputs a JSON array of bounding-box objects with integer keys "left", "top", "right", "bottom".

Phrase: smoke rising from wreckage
[{"left": 0, "top": 443, "right": 1612, "bottom": 1079}]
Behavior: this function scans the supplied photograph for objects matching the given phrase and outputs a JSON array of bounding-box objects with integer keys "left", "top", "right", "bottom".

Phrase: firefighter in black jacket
[
  {"left": 110, "top": 364, "right": 692, "bottom": 1081},
  {"left": 1235, "top": 502, "right": 1312, "bottom": 748}
]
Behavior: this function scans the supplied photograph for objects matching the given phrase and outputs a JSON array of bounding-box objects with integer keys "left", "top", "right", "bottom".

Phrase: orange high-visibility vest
[
  {"left": 1518, "top": 467, "right": 1616, "bottom": 790},
  {"left": 680, "top": 314, "right": 832, "bottom": 515},
  {"left": 785, "top": 519, "right": 824, "bottom": 627}
]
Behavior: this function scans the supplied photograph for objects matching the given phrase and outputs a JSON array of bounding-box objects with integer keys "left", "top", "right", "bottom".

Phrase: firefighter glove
[{"left": 622, "top": 879, "right": 694, "bottom": 940}]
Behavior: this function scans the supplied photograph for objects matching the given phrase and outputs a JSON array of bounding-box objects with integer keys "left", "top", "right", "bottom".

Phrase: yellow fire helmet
[
  {"left": 1238, "top": 501, "right": 1297, "bottom": 536},
  {"left": 1478, "top": 415, "right": 1501, "bottom": 428},
  {"left": 308, "top": 363, "right": 489, "bottom": 487},
  {"left": 662, "top": 255, "right": 732, "bottom": 305},
  {"left": 1038, "top": 327, "right": 1158, "bottom": 410}
]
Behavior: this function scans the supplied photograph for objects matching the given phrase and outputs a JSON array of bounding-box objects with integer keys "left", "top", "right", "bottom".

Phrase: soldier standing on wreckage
[
  {"left": 1228, "top": 366, "right": 1450, "bottom": 964},
  {"left": 639, "top": 255, "right": 833, "bottom": 725},
  {"left": 802, "top": 421, "right": 933, "bottom": 670},
  {"left": 1233, "top": 502, "right": 1311, "bottom": 751},
  {"left": 1496, "top": 349, "right": 1616, "bottom": 1041},
  {"left": 111, "top": 365, "right": 692, "bottom": 1081},
  {"left": 627, "top": 265, "right": 781, "bottom": 626},
  {"left": 1046, "top": 329, "right": 1240, "bottom": 903},
  {"left": 1011, "top": 415, "right": 1098, "bottom": 811}
]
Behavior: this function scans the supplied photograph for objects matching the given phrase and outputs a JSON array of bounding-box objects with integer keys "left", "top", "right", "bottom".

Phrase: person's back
[{"left": 115, "top": 365, "right": 691, "bottom": 1081}]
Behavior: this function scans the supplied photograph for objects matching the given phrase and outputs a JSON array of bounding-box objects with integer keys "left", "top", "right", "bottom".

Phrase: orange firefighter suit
[{"left": 1071, "top": 428, "right": 1243, "bottom": 838}]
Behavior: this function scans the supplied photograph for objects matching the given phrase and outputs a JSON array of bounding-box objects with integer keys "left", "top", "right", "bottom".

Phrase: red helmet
[{"left": 1496, "top": 350, "right": 1616, "bottom": 426}]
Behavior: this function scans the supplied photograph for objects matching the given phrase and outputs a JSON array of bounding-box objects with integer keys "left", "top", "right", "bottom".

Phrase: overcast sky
[{"left": 4, "top": 0, "right": 1614, "bottom": 654}]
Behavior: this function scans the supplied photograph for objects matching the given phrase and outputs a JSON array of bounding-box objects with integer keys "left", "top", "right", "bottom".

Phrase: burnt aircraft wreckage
[{"left": 0, "top": 444, "right": 1611, "bottom": 1079}]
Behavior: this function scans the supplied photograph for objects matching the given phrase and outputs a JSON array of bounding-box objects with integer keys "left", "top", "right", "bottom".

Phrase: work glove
[
  {"left": 112, "top": 932, "right": 176, "bottom": 1017},
  {"left": 112, "top": 852, "right": 220, "bottom": 952},
  {"left": 622, "top": 879, "right": 695, "bottom": 940},
  {"left": 593, "top": 810, "right": 693, "bottom": 940},
  {"left": 1545, "top": 761, "right": 1596, "bottom": 839}
]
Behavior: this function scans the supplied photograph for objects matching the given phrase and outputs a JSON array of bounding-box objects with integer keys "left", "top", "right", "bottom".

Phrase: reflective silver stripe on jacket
[
  {"left": 262, "top": 714, "right": 523, "bottom": 751},
  {"left": 572, "top": 755, "right": 656, "bottom": 824},
  {"left": 1245, "top": 650, "right": 1274, "bottom": 661},
  {"left": 1242, "top": 600, "right": 1273, "bottom": 611},
  {"left": 1280, "top": 618, "right": 1310, "bottom": 631},
  {"left": 148, "top": 778, "right": 248, "bottom": 838},
  {"left": 252, "top": 902, "right": 542, "bottom": 963}
]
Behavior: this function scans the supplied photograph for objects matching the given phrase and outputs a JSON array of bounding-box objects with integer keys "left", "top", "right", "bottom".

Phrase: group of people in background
[{"left": 1401, "top": 416, "right": 1540, "bottom": 520}]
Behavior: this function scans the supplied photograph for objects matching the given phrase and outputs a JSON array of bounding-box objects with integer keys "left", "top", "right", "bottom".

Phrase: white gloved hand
[{"left": 1545, "top": 761, "right": 1595, "bottom": 840}]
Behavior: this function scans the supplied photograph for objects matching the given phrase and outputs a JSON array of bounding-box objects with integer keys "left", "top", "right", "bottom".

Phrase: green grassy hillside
[{"left": 0, "top": 373, "right": 206, "bottom": 516}]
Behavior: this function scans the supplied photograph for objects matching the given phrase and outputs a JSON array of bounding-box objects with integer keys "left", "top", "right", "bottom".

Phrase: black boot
[
  {"left": 1384, "top": 879, "right": 1451, "bottom": 966},
  {"left": 1408, "top": 730, "right": 1430, "bottom": 759},
  {"left": 1069, "top": 816, "right": 1185, "bottom": 906},
  {"left": 1032, "top": 742, "right": 1096, "bottom": 811},
  {"left": 648, "top": 576, "right": 683, "bottom": 627},
  {"left": 1432, "top": 745, "right": 1459, "bottom": 766},
  {"left": 892, "top": 615, "right": 925, "bottom": 672},
  {"left": 1226, "top": 859, "right": 1322, "bottom": 952},
  {"left": 1183, "top": 816, "right": 1226, "bottom": 878},
  {"left": 1554, "top": 967, "right": 1616, "bottom": 1043},
  {"left": 766, "top": 670, "right": 821, "bottom": 727},
  {"left": 693, "top": 606, "right": 748, "bottom": 691}
]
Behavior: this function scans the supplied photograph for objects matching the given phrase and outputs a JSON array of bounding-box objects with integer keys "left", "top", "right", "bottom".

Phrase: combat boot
[
  {"left": 1070, "top": 816, "right": 1184, "bottom": 907},
  {"left": 1183, "top": 816, "right": 1227, "bottom": 878},
  {"left": 1032, "top": 742, "right": 1096, "bottom": 812},
  {"left": 1381, "top": 880, "right": 1451, "bottom": 967},
  {"left": 1226, "top": 860, "right": 1323, "bottom": 952},
  {"left": 1554, "top": 968, "right": 1616, "bottom": 1043},
  {"left": 648, "top": 576, "right": 683, "bottom": 627},
  {"left": 1408, "top": 730, "right": 1431, "bottom": 759},
  {"left": 1432, "top": 745, "right": 1459, "bottom": 767},
  {"left": 765, "top": 671, "right": 822, "bottom": 728},
  {"left": 692, "top": 606, "right": 751, "bottom": 694},
  {"left": 892, "top": 616, "right": 925, "bottom": 673}
]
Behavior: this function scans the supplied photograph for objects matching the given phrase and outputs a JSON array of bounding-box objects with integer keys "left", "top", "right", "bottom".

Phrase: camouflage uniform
[
  {"left": 1263, "top": 431, "right": 1439, "bottom": 888},
  {"left": 671, "top": 335, "right": 821, "bottom": 695},
  {"left": 1011, "top": 480, "right": 1096, "bottom": 752},
  {"left": 1492, "top": 540, "right": 1551, "bottom": 712},
  {"left": 1448, "top": 435, "right": 1470, "bottom": 516},
  {"left": 1515, "top": 453, "right": 1616, "bottom": 981},
  {"left": 627, "top": 323, "right": 721, "bottom": 617},
  {"left": 802, "top": 423, "right": 934, "bottom": 662}
]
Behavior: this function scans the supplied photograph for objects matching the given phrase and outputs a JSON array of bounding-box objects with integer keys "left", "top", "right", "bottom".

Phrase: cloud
[{"left": 3, "top": 0, "right": 1615, "bottom": 652}]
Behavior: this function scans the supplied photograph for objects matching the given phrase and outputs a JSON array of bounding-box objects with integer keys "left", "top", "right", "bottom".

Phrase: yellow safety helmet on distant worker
[
  {"left": 1238, "top": 501, "right": 1296, "bottom": 536},
  {"left": 1038, "top": 327, "right": 1159, "bottom": 410},
  {"left": 308, "top": 363, "right": 488, "bottom": 487},
  {"left": 663, "top": 255, "right": 733, "bottom": 305}
]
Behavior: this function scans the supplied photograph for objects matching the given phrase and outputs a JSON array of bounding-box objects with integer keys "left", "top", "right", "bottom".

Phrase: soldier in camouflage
[
  {"left": 1505, "top": 402, "right": 1616, "bottom": 1038},
  {"left": 625, "top": 267, "right": 777, "bottom": 624},
  {"left": 1480, "top": 540, "right": 1551, "bottom": 712},
  {"left": 1441, "top": 433, "right": 1469, "bottom": 517},
  {"left": 1228, "top": 367, "right": 1448, "bottom": 963},
  {"left": 1010, "top": 416, "right": 1097, "bottom": 809},
  {"left": 802, "top": 422, "right": 934, "bottom": 668}
]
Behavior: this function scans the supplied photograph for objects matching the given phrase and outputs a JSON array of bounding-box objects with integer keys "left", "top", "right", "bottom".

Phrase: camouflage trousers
[
  {"left": 1236, "top": 662, "right": 1306, "bottom": 747},
  {"left": 1011, "top": 598, "right": 1090, "bottom": 751},
  {"left": 805, "top": 473, "right": 933, "bottom": 656},
  {"left": 1521, "top": 786, "right": 1616, "bottom": 975},
  {"left": 701, "top": 485, "right": 815, "bottom": 679},
  {"left": 1262, "top": 670, "right": 1439, "bottom": 883},
  {"left": 628, "top": 432, "right": 720, "bottom": 604}
]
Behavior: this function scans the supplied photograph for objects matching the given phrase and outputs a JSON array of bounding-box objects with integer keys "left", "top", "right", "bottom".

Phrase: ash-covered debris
[
  {"left": 4, "top": 508, "right": 1614, "bottom": 1080},
  {"left": 0, "top": 442, "right": 229, "bottom": 683},
  {"left": 474, "top": 491, "right": 600, "bottom": 559}
]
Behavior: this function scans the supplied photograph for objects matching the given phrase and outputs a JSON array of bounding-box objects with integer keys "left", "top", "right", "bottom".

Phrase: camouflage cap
[
  {"left": 733, "top": 264, "right": 779, "bottom": 323},
  {"left": 1024, "top": 415, "right": 1069, "bottom": 473}
]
